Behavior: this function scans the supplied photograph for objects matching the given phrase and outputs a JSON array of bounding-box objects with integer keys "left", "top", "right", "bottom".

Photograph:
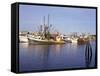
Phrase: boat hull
[
  {"left": 28, "top": 38, "right": 65, "bottom": 45},
  {"left": 19, "top": 36, "right": 28, "bottom": 43}
]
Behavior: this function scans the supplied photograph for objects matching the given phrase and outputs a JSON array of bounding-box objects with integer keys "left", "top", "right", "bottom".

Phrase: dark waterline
[{"left": 19, "top": 41, "right": 96, "bottom": 72}]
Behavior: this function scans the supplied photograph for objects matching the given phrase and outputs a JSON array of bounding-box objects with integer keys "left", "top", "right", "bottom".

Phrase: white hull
[
  {"left": 28, "top": 36, "right": 65, "bottom": 44},
  {"left": 71, "top": 39, "right": 78, "bottom": 43},
  {"left": 19, "top": 36, "right": 28, "bottom": 43},
  {"left": 64, "top": 38, "right": 78, "bottom": 43}
]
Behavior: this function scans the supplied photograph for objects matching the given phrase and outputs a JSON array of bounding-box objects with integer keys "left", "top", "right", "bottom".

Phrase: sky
[{"left": 19, "top": 4, "right": 96, "bottom": 34}]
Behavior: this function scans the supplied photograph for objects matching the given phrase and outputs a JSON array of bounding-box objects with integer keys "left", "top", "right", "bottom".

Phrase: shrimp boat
[
  {"left": 28, "top": 35, "right": 65, "bottom": 44},
  {"left": 28, "top": 15, "right": 65, "bottom": 44}
]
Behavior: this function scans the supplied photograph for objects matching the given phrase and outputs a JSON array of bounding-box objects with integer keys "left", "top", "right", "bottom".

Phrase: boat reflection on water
[
  {"left": 19, "top": 40, "right": 96, "bottom": 71},
  {"left": 19, "top": 43, "right": 29, "bottom": 49}
]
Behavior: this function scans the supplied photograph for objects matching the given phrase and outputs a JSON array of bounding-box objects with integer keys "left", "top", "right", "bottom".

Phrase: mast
[
  {"left": 43, "top": 15, "right": 51, "bottom": 39},
  {"left": 48, "top": 14, "right": 49, "bottom": 26},
  {"left": 43, "top": 16, "right": 45, "bottom": 26}
]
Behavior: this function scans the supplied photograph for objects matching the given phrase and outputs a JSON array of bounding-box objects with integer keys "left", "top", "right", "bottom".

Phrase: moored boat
[
  {"left": 28, "top": 35, "right": 65, "bottom": 44},
  {"left": 19, "top": 32, "right": 28, "bottom": 43},
  {"left": 19, "top": 36, "right": 28, "bottom": 43},
  {"left": 77, "top": 38, "right": 89, "bottom": 44},
  {"left": 27, "top": 15, "right": 65, "bottom": 44}
]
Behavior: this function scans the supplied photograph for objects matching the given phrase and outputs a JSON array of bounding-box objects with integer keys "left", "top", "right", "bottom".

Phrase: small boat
[
  {"left": 19, "top": 32, "right": 28, "bottom": 43},
  {"left": 71, "top": 39, "right": 78, "bottom": 43},
  {"left": 77, "top": 38, "right": 89, "bottom": 44},
  {"left": 64, "top": 37, "right": 89, "bottom": 44},
  {"left": 19, "top": 36, "right": 28, "bottom": 43},
  {"left": 64, "top": 37, "right": 78, "bottom": 43}
]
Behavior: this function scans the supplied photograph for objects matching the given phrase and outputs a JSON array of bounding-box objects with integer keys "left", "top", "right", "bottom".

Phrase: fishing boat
[
  {"left": 28, "top": 15, "right": 65, "bottom": 44},
  {"left": 28, "top": 35, "right": 65, "bottom": 44},
  {"left": 19, "top": 32, "right": 28, "bottom": 43},
  {"left": 64, "top": 36, "right": 89, "bottom": 44},
  {"left": 77, "top": 38, "right": 89, "bottom": 44},
  {"left": 71, "top": 38, "right": 78, "bottom": 43}
]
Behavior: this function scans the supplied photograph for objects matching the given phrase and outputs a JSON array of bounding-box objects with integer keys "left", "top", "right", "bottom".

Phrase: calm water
[{"left": 19, "top": 41, "right": 96, "bottom": 72}]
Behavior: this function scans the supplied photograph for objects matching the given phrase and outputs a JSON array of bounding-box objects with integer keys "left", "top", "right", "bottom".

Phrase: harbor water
[{"left": 19, "top": 41, "right": 96, "bottom": 72}]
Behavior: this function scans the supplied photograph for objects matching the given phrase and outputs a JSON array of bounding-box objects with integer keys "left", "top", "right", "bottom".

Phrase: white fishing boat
[
  {"left": 71, "top": 38, "right": 78, "bottom": 43},
  {"left": 19, "top": 32, "right": 28, "bottom": 43},
  {"left": 28, "top": 35, "right": 65, "bottom": 44},
  {"left": 19, "top": 36, "right": 28, "bottom": 43},
  {"left": 28, "top": 15, "right": 65, "bottom": 44}
]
